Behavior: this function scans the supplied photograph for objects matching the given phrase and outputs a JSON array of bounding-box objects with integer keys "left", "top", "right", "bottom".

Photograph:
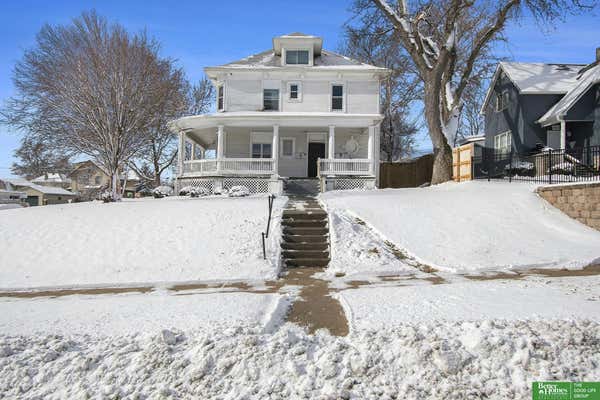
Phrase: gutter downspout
[{"left": 560, "top": 119, "right": 566, "bottom": 150}]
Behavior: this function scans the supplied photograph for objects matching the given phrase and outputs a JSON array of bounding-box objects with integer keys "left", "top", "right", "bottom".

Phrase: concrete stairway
[{"left": 281, "top": 180, "right": 330, "bottom": 268}]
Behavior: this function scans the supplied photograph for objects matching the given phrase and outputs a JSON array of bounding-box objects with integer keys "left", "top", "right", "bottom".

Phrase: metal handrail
[{"left": 261, "top": 194, "right": 276, "bottom": 260}]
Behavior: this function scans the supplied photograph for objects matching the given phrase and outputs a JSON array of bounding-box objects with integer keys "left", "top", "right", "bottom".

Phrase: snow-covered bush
[
  {"left": 505, "top": 160, "right": 535, "bottom": 177},
  {"left": 189, "top": 187, "right": 210, "bottom": 197},
  {"left": 152, "top": 186, "right": 173, "bottom": 198},
  {"left": 100, "top": 190, "right": 115, "bottom": 203},
  {"left": 178, "top": 186, "right": 192, "bottom": 196},
  {"left": 549, "top": 162, "right": 575, "bottom": 175},
  {"left": 228, "top": 185, "right": 250, "bottom": 197}
]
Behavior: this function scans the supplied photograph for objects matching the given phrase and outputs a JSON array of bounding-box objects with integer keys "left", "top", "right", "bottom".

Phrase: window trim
[
  {"left": 495, "top": 90, "right": 509, "bottom": 112},
  {"left": 280, "top": 137, "right": 296, "bottom": 159},
  {"left": 284, "top": 49, "right": 311, "bottom": 66},
  {"left": 287, "top": 82, "right": 302, "bottom": 102},
  {"left": 330, "top": 82, "right": 345, "bottom": 112},
  {"left": 494, "top": 131, "right": 512, "bottom": 153},
  {"left": 217, "top": 84, "right": 225, "bottom": 112}
]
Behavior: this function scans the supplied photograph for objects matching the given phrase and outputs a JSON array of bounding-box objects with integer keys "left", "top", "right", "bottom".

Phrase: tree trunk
[
  {"left": 424, "top": 85, "right": 453, "bottom": 184},
  {"left": 153, "top": 159, "right": 161, "bottom": 187}
]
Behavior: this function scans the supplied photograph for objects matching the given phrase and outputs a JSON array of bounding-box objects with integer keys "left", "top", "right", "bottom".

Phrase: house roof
[
  {"left": 537, "top": 62, "right": 600, "bottom": 126},
  {"left": 481, "top": 61, "right": 587, "bottom": 115},
  {"left": 210, "top": 49, "right": 388, "bottom": 71},
  {"left": 4, "top": 179, "right": 76, "bottom": 196},
  {"left": 32, "top": 173, "right": 71, "bottom": 184}
]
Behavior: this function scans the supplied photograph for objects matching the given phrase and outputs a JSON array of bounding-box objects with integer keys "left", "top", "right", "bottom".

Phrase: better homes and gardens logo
[{"left": 532, "top": 382, "right": 600, "bottom": 400}]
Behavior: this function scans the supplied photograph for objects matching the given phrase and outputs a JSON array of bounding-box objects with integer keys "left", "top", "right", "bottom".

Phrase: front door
[{"left": 307, "top": 142, "right": 326, "bottom": 177}]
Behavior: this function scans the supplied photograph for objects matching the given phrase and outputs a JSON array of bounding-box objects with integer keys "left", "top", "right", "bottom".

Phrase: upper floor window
[
  {"left": 288, "top": 82, "right": 301, "bottom": 101},
  {"left": 331, "top": 84, "right": 344, "bottom": 111},
  {"left": 495, "top": 90, "right": 509, "bottom": 112},
  {"left": 263, "top": 89, "right": 279, "bottom": 111},
  {"left": 285, "top": 50, "right": 309, "bottom": 65},
  {"left": 217, "top": 85, "right": 224, "bottom": 111},
  {"left": 494, "top": 131, "right": 512, "bottom": 153}
]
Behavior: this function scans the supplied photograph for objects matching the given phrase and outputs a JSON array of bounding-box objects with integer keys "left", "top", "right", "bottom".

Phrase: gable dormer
[{"left": 272, "top": 32, "right": 322, "bottom": 67}]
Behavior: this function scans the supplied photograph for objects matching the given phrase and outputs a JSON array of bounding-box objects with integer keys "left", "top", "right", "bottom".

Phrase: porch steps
[{"left": 280, "top": 187, "right": 330, "bottom": 269}]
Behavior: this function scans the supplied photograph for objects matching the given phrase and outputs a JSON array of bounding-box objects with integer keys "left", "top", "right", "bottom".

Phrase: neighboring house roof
[
  {"left": 4, "top": 179, "right": 76, "bottom": 196},
  {"left": 481, "top": 62, "right": 586, "bottom": 114},
  {"left": 211, "top": 49, "right": 387, "bottom": 71},
  {"left": 537, "top": 62, "right": 600, "bottom": 127},
  {"left": 32, "top": 173, "right": 72, "bottom": 184},
  {"left": 69, "top": 160, "right": 108, "bottom": 177},
  {"left": 458, "top": 135, "right": 485, "bottom": 145}
]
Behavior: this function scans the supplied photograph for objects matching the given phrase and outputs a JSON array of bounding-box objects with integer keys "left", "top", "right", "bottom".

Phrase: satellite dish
[{"left": 344, "top": 136, "right": 360, "bottom": 155}]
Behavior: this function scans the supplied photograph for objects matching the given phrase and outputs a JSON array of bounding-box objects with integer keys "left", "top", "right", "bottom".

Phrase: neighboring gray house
[{"left": 481, "top": 49, "right": 600, "bottom": 155}]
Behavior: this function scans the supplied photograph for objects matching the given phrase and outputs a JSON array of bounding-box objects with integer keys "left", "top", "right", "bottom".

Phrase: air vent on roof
[{"left": 554, "top": 64, "right": 572, "bottom": 71}]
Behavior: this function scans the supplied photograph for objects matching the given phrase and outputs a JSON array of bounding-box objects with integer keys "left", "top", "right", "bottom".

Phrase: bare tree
[
  {"left": 1, "top": 11, "right": 185, "bottom": 197},
  {"left": 365, "top": 0, "right": 594, "bottom": 183},
  {"left": 189, "top": 77, "right": 215, "bottom": 116},
  {"left": 11, "top": 135, "right": 71, "bottom": 179},
  {"left": 342, "top": 10, "right": 420, "bottom": 161}
]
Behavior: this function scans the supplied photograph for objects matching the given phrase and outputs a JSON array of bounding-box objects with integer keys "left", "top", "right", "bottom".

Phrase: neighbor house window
[
  {"left": 217, "top": 85, "right": 224, "bottom": 111},
  {"left": 288, "top": 82, "right": 301, "bottom": 101},
  {"left": 495, "top": 90, "right": 509, "bottom": 112},
  {"left": 280, "top": 138, "right": 295, "bottom": 158},
  {"left": 263, "top": 89, "right": 280, "bottom": 111},
  {"left": 494, "top": 131, "right": 512, "bottom": 153},
  {"left": 94, "top": 176, "right": 101, "bottom": 185},
  {"left": 285, "top": 50, "right": 309, "bottom": 65},
  {"left": 331, "top": 84, "right": 344, "bottom": 111}
]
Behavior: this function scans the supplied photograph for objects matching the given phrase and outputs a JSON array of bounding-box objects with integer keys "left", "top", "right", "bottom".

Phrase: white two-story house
[{"left": 169, "top": 33, "right": 388, "bottom": 193}]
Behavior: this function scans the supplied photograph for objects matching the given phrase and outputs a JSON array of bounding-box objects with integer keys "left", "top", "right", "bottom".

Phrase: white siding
[
  {"left": 282, "top": 81, "right": 329, "bottom": 112},
  {"left": 347, "top": 81, "right": 379, "bottom": 114},
  {"left": 227, "top": 80, "right": 262, "bottom": 112}
]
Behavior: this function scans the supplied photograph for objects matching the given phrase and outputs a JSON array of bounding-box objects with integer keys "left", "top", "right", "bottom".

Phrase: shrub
[
  {"left": 152, "top": 185, "right": 173, "bottom": 198},
  {"left": 228, "top": 185, "right": 250, "bottom": 197}
]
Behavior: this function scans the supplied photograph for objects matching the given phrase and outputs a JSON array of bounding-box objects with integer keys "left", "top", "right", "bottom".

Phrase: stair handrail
[{"left": 262, "top": 194, "right": 276, "bottom": 260}]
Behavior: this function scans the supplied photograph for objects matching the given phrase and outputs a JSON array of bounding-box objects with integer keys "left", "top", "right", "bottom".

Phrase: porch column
[
  {"left": 368, "top": 125, "right": 376, "bottom": 175},
  {"left": 272, "top": 125, "right": 279, "bottom": 175},
  {"left": 216, "top": 125, "right": 224, "bottom": 172},
  {"left": 328, "top": 125, "right": 335, "bottom": 159},
  {"left": 178, "top": 131, "right": 185, "bottom": 176},
  {"left": 560, "top": 120, "right": 566, "bottom": 149}
]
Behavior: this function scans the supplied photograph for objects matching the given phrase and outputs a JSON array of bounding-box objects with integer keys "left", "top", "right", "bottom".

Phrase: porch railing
[
  {"left": 182, "top": 158, "right": 275, "bottom": 176},
  {"left": 318, "top": 158, "right": 373, "bottom": 176}
]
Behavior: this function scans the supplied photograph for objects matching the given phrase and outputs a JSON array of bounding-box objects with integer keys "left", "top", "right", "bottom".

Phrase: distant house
[
  {"left": 69, "top": 160, "right": 141, "bottom": 199},
  {"left": 2, "top": 179, "right": 76, "bottom": 206},
  {"left": 481, "top": 48, "right": 600, "bottom": 154},
  {"left": 31, "top": 173, "right": 72, "bottom": 190},
  {"left": 169, "top": 32, "right": 388, "bottom": 193},
  {"left": 0, "top": 181, "right": 26, "bottom": 206}
]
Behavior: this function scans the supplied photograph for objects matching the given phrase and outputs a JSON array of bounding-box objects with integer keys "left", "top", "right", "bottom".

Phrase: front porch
[{"left": 173, "top": 114, "right": 381, "bottom": 193}]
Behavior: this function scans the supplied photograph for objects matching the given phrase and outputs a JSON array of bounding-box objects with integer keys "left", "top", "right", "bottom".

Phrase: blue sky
[{"left": 0, "top": 0, "right": 598, "bottom": 177}]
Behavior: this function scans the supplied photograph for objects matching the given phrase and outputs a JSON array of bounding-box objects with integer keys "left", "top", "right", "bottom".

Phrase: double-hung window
[
  {"left": 288, "top": 82, "right": 301, "bottom": 102},
  {"left": 494, "top": 131, "right": 512, "bottom": 154},
  {"left": 263, "top": 89, "right": 280, "bottom": 111},
  {"left": 251, "top": 133, "right": 272, "bottom": 159},
  {"left": 217, "top": 85, "right": 224, "bottom": 111},
  {"left": 495, "top": 90, "right": 509, "bottom": 112},
  {"left": 331, "top": 84, "right": 344, "bottom": 111},
  {"left": 285, "top": 50, "right": 309, "bottom": 65}
]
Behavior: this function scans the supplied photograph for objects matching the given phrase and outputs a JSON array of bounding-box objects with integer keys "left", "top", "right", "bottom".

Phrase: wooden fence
[
  {"left": 452, "top": 143, "right": 474, "bottom": 182},
  {"left": 379, "top": 154, "right": 433, "bottom": 188}
]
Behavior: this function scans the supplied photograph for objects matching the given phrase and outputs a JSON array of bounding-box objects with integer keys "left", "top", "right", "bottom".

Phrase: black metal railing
[
  {"left": 261, "top": 194, "right": 276, "bottom": 260},
  {"left": 474, "top": 145, "right": 600, "bottom": 184}
]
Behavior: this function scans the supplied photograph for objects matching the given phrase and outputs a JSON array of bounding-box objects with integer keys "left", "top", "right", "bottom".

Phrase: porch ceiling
[{"left": 169, "top": 112, "right": 383, "bottom": 139}]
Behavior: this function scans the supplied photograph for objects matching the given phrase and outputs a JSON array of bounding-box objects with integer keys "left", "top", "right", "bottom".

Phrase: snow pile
[
  {"left": 339, "top": 275, "right": 600, "bottom": 329},
  {"left": 321, "top": 181, "right": 600, "bottom": 273},
  {"left": 321, "top": 207, "right": 418, "bottom": 279},
  {"left": 228, "top": 185, "right": 250, "bottom": 197},
  {"left": 1, "top": 320, "right": 598, "bottom": 399},
  {"left": 0, "top": 196, "right": 286, "bottom": 289}
]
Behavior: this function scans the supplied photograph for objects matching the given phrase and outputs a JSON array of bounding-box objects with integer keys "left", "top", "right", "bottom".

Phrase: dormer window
[{"left": 285, "top": 49, "right": 309, "bottom": 65}]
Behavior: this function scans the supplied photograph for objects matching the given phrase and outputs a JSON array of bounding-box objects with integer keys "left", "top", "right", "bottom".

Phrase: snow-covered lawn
[
  {"left": 0, "top": 291, "right": 289, "bottom": 336},
  {"left": 338, "top": 275, "right": 600, "bottom": 330},
  {"left": 321, "top": 181, "right": 600, "bottom": 274},
  {"left": 0, "top": 196, "right": 285, "bottom": 289}
]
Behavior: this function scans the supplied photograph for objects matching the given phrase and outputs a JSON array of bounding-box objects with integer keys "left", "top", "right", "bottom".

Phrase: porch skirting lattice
[
  {"left": 320, "top": 176, "right": 376, "bottom": 192},
  {"left": 176, "top": 176, "right": 282, "bottom": 195}
]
